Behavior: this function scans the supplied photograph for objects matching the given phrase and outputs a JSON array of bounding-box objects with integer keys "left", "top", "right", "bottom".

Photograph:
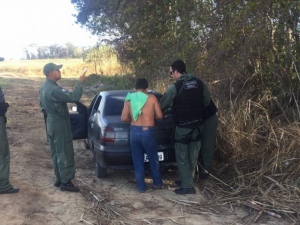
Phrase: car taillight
[{"left": 100, "top": 127, "right": 115, "bottom": 143}]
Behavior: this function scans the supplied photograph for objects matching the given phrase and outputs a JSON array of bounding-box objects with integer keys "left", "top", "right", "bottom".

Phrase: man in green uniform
[
  {"left": 0, "top": 85, "right": 19, "bottom": 194},
  {"left": 39, "top": 63, "right": 86, "bottom": 192},
  {"left": 198, "top": 99, "right": 218, "bottom": 179},
  {"left": 160, "top": 59, "right": 211, "bottom": 195}
]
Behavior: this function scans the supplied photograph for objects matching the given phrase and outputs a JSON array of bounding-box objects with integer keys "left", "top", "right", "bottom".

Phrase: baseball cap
[{"left": 43, "top": 63, "right": 63, "bottom": 75}]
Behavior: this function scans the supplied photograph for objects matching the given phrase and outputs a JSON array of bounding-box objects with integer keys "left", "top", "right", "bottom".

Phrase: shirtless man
[{"left": 121, "top": 78, "right": 164, "bottom": 193}]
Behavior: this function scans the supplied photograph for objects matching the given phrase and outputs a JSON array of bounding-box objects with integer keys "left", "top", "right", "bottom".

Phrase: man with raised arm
[{"left": 40, "top": 63, "right": 86, "bottom": 192}]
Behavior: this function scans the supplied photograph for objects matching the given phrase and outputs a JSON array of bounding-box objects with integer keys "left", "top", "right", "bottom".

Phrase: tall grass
[
  {"left": 212, "top": 90, "right": 300, "bottom": 223},
  {"left": 0, "top": 58, "right": 127, "bottom": 77}
]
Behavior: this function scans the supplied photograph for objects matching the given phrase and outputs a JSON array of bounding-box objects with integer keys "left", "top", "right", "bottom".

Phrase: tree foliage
[
  {"left": 72, "top": 0, "right": 300, "bottom": 117},
  {"left": 23, "top": 42, "right": 85, "bottom": 60}
]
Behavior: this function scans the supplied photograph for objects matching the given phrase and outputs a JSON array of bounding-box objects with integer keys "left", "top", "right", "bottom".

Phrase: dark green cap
[{"left": 43, "top": 63, "right": 63, "bottom": 75}]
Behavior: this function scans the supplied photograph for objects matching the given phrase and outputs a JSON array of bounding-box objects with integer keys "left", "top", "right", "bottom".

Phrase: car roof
[
  {"left": 99, "top": 90, "right": 164, "bottom": 101},
  {"left": 100, "top": 90, "right": 134, "bottom": 97}
]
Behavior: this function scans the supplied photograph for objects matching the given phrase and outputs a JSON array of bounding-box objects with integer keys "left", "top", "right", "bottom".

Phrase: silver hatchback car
[{"left": 70, "top": 90, "right": 176, "bottom": 178}]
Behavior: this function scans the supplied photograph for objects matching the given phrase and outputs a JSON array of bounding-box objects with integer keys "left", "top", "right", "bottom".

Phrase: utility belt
[
  {"left": 176, "top": 119, "right": 203, "bottom": 128},
  {"left": 173, "top": 125, "right": 202, "bottom": 145}
]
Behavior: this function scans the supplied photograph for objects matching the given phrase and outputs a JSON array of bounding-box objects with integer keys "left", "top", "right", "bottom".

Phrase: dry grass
[
  {"left": 76, "top": 179, "right": 126, "bottom": 225},
  {"left": 212, "top": 91, "right": 300, "bottom": 224},
  {"left": 0, "top": 58, "right": 127, "bottom": 77}
]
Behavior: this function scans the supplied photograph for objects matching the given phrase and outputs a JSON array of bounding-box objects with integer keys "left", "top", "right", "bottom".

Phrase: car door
[
  {"left": 69, "top": 101, "right": 88, "bottom": 140},
  {"left": 87, "top": 94, "right": 102, "bottom": 148}
]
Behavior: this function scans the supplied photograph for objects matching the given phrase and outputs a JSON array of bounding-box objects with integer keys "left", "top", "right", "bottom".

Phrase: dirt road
[{"left": 0, "top": 74, "right": 283, "bottom": 225}]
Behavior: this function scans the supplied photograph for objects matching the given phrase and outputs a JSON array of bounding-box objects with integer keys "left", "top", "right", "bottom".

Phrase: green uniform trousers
[
  {"left": 175, "top": 126, "right": 202, "bottom": 188},
  {"left": 47, "top": 117, "right": 75, "bottom": 184},
  {"left": 198, "top": 114, "right": 218, "bottom": 174},
  {"left": 0, "top": 116, "right": 13, "bottom": 191}
]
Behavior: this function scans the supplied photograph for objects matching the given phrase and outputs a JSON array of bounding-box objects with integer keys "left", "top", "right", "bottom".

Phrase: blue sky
[{"left": 0, "top": 0, "right": 98, "bottom": 59}]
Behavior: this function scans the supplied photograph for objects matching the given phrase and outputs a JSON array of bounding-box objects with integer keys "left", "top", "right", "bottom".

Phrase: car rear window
[{"left": 103, "top": 95, "right": 126, "bottom": 116}]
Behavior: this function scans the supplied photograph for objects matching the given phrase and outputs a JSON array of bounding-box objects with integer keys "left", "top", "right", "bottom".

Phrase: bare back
[{"left": 121, "top": 93, "right": 163, "bottom": 126}]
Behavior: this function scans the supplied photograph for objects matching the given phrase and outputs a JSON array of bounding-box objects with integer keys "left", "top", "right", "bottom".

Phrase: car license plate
[{"left": 144, "top": 152, "right": 164, "bottom": 162}]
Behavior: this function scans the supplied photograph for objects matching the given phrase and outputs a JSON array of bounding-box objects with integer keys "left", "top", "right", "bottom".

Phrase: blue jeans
[{"left": 130, "top": 125, "right": 163, "bottom": 192}]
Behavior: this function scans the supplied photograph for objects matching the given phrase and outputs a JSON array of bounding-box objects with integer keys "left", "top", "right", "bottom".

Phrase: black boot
[
  {"left": 54, "top": 180, "right": 61, "bottom": 187},
  {"left": 0, "top": 187, "right": 19, "bottom": 194},
  {"left": 174, "top": 187, "right": 196, "bottom": 195},
  {"left": 60, "top": 181, "right": 80, "bottom": 192}
]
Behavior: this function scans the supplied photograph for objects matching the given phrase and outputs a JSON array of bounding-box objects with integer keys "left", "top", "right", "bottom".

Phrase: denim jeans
[{"left": 130, "top": 125, "right": 163, "bottom": 192}]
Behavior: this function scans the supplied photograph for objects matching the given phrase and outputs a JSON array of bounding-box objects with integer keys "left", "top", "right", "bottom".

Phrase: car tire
[{"left": 93, "top": 153, "right": 107, "bottom": 178}]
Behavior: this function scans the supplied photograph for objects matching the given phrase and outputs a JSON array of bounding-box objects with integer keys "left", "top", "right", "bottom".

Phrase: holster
[
  {"left": 203, "top": 99, "right": 217, "bottom": 120},
  {"left": 173, "top": 126, "right": 202, "bottom": 145}
]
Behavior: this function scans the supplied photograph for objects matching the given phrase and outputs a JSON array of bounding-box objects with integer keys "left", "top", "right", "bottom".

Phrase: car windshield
[{"left": 103, "top": 95, "right": 126, "bottom": 116}]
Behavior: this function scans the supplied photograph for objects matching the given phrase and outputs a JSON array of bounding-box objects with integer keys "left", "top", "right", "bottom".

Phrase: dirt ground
[{"left": 0, "top": 74, "right": 287, "bottom": 225}]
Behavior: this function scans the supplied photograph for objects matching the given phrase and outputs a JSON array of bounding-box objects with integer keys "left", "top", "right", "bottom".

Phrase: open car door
[{"left": 69, "top": 101, "right": 88, "bottom": 140}]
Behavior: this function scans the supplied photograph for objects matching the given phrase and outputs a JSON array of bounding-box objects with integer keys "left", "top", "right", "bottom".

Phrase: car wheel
[{"left": 93, "top": 153, "right": 107, "bottom": 178}]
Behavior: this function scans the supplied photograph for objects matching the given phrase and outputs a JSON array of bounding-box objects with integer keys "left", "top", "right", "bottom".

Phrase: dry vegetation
[
  {"left": 0, "top": 58, "right": 126, "bottom": 78},
  {"left": 212, "top": 95, "right": 300, "bottom": 223}
]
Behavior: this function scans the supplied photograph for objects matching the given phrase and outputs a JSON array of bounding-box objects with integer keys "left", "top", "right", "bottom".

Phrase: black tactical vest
[{"left": 172, "top": 77, "right": 204, "bottom": 127}]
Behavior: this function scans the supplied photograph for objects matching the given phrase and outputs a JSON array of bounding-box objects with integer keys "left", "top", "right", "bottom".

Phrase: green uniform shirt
[
  {"left": 160, "top": 74, "right": 211, "bottom": 112},
  {"left": 39, "top": 79, "right": 83, "bottom": 119}
]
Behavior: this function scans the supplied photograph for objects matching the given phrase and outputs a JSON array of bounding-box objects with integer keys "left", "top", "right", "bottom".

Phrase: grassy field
[
  {"left": 0, "top": 58, "right": 171, "bottom": 92},
  {"left": 0, "top": 58, "right": 127, "bottom": 78},
  {"left": 0, "top": 59, "right": 92, "bottom": 77}
]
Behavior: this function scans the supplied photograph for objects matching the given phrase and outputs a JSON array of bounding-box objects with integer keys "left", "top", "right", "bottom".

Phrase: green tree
[{"left": 72, "top": 0, "right": 300, "bottom": 112}]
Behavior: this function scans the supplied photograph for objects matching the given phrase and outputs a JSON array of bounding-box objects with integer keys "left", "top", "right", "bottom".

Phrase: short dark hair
[
  {"left": 135, "top": 78, "right": 148, "bottom": 89},
  {"left": 171, "top": 59, "right": 186, "bottom": 74}
]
